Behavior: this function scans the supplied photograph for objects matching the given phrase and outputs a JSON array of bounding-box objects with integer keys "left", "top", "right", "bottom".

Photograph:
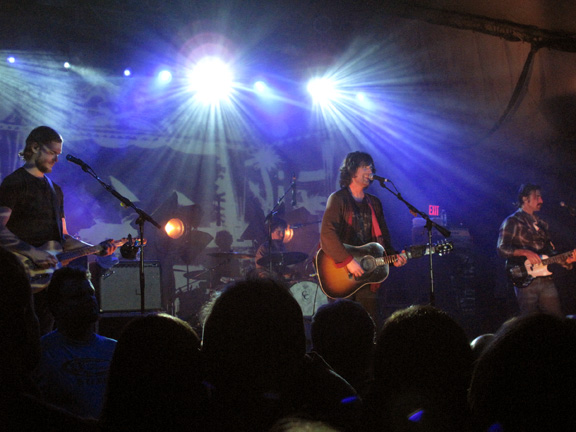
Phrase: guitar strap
[
  {"left": 366, "top": 197, "right": 385, "bottom": 293},
  {"left": 44, "top": 175, "right": 64, "bottom": 244},
  {"left": 366, "top": 198, "right": 383, "bottom": 243}
]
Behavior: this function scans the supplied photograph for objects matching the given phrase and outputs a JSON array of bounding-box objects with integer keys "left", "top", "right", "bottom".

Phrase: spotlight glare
[
  {"left": 356, "top": 92, "right": 366, "bottom": 102},
  {"left": 254, "top": 80, "right": 268, "bottom": 94},
  {"left": 307, "top": 77, "right": 338, "bottom": 104},
  {"left": 158, "top": 69, "right": 172, "bottom": 83},
  {"left": 7, "top": 56, "right": 15, "bottom": 64},
  {"left": 63, "top": 62, "right": 71, "bottom": 69},
  {"left": 123, "top": 69, "right": 131, "bottom": 77},
  {"left": 188, "top": 57, "right": 234, "bottom": 104}
]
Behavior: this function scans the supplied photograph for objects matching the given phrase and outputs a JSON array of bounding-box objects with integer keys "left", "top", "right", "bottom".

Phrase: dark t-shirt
[{"left": 0, "top": 167, "right": 64, "bottom": 247}]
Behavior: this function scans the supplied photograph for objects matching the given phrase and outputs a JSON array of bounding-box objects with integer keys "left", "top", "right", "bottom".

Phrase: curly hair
[{"left": 339, "top": 151, "right": 375, "bottom": 188}]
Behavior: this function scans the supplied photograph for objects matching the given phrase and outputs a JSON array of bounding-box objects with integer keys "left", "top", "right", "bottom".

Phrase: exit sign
[{"left": 429, "top": 205, "right": 439, "bottom": 216}]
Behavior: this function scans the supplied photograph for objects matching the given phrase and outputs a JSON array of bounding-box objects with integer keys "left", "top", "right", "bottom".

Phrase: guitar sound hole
[{"left": 360, "top": 256, "right": 376, "bottom": 272}]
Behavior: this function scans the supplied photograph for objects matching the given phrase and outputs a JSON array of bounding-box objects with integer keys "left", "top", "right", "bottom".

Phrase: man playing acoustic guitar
[
  {"left": 319, "top": 151, "right": 407, "bottom": 327},
  {"left": 497, "top": 183, "right": 576, "bottom": 317},
  {"left": 0, "top": 126, "right": 116, "bottom": 334}
]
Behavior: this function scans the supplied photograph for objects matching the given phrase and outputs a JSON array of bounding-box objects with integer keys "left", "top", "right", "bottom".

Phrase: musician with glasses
[
  {"left": 319, "top": 151, "right": 406, "bottom": 328},
  {"left": 497, "top": 183, "right": 576, "bottom": 317},
  {"left": 0, "top": 126, "right": 116, "bottom": 334}
]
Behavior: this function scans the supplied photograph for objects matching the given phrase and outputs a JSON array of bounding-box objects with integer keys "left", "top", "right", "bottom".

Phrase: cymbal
[
  {"left": 183, "top": 270, "right": 209, "bottom": 279},
  {"left": 208, "top": 251, "right": 255, "bottom": 259},
  {"left": 257, "top": 252, "right": 307, "bottom": 267}
]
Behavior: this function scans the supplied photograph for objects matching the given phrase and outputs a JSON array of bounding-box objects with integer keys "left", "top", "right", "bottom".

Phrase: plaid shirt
[{"left": 497, "top": 209, "right": 553, "bottom": 259}]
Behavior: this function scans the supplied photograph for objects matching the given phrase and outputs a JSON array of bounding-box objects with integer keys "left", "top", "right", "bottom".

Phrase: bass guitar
[
  {"left": 315, "top": 241, "right": 453, "bottom": 299},
  {"left": 506, "top": 249, "right": 576, "bottom": 288},
  {"left": 14, "top": 237, "right": 143, "bottom": 293}
]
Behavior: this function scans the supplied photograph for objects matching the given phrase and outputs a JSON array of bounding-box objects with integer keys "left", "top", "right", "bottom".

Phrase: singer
[
  {"left": 497, "top": 183, "right": 576, "bottom": 317},
  {"left": 320, "top": 151, "right": 407, "bottom": 327},
  {"left": 0, "top": 126, "right": 116, "bottom": 334}
]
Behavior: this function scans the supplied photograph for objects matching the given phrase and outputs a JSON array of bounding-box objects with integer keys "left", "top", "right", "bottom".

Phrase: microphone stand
[
  {"left": 372, "top": 179, "right": 451, "bottom": 306},
  {"left": 71, "top": 162, "right": 161, "bottom": 314},
  {"left": 263, "top": 179, "right": 296, "bottom": 276}
]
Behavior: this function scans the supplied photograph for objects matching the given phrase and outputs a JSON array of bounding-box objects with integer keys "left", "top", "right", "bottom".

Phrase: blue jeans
[{"left": 514, "top": 276, "right": 563, "bottom": 317}]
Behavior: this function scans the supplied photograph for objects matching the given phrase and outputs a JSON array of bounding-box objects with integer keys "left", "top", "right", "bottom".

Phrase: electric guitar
[
  {"left": 506, "top": 249, "right": 576, "bottom": 288},
  {"left": 315, "top": 241, "right": 453, "bottom": 299},
  {"left": 14, "top": 237, "right": 144, "bottom": 293}
]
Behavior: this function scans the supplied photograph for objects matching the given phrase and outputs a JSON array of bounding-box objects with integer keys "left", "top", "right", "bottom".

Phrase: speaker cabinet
[{"left": 99, "top": 261, "right": 162, "bottom": 312}]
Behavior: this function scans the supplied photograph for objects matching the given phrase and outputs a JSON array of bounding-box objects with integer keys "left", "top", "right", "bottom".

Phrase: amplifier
[{"left": 99, "top": 261, "right": 162, "bottom": 312}]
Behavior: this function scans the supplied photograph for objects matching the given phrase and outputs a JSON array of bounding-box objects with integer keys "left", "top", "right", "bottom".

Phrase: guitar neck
[
  {"left": 375, "top": 253, "right": 404, "bottom": 267},
  {"left": 542, "top": 249, "right": 574, "bottom": 266},
  {"left": 56, "top": 244, "right": 103, "bottom": 263}
]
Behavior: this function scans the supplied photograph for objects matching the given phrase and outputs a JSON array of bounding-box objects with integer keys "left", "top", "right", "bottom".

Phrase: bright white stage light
[
  {"left": 7, "top": 56, "right": 15, "bottom": 64},
  {"left": 188, "top": 57, "right": 234, "bottom": 104},
  {"left": 307, "top": 77, "right": 338, "bottom": 104},
  {"left": 123, "top": 69, "right": 131, "bottom": 77},
  {"left": 158, "top": 69, "right": 173, "bottom": 83},
  {"left": 254, "top": 80, "right": 268, "bottom": 94},
  {"left": 63, "top": 62, "right": 71, "bottom": 69}
]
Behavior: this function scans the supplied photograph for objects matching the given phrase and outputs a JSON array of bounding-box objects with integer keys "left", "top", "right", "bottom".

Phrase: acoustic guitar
[{"left": 315, "top": 241, "right": 453, "bottom": 299}]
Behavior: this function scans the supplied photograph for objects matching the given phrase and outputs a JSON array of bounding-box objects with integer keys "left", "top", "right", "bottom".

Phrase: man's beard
[{"left": 36, "top": 159, "right": 52, "bottom": 173}]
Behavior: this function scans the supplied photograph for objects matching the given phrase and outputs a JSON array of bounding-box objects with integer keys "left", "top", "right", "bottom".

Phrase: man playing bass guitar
[
  {"left": 497, "top": 183, "right": 576, "bottom": 317},
  {"left": 319, "top": 151, "right": 407, "bottom": 327},
  {"left": 0, "top": 126, "right": 116, "bottom": 334}
]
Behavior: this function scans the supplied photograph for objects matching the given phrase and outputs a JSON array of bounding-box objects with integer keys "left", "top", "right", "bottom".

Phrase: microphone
[
  {"left": 66, "top": 154, "right": 89, "bottom": 170},
  {"left": 369, "top": 173, "right": 391, "bottom": 183},
  {"left": 560, "top": 201, "right": 576, "bottom": 216},
  {"left": 291, "top": 172, "right": 297, "bottom": 206}
]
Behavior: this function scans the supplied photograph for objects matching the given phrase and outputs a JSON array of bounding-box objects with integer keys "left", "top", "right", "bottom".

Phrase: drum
[{"left": 289, "top": 281, "right": 329, "bottom": 317}]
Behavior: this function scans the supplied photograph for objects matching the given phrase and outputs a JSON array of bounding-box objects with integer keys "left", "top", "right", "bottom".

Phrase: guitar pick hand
[
  {"left": 346, "top": 258, "right": 364, "bottom": 278},
  {"left": 28, "top": 248, "right": 58, "bottom": 269}
]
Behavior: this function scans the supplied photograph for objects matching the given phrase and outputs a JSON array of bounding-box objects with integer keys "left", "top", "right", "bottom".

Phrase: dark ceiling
[{"left": 0, "top": 0, "right": 382, "bottom": 73}]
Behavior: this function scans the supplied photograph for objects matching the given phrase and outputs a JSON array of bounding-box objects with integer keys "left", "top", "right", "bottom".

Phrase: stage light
[
  {"left": 307, "top": 77, "right": 338, "bottom": 104},
  {"left": 123, "top": 69, "right": 131, "bottom": 77},
  {"left": 254, "top": 80, "right": 268, "bottom": 94},
  {"left": 188, "top": 56, "right": 234, "bottom": 104},
  {"left": 63, "top": 62, "right": 71, "bottom": 69},
  {"left": 283, "top": 226, "right": 294, "bottom": 243},
  {"left": 160, "top": 204, "right": 213, "bottom": 264},
  {"left": 163, "top": 204, "right": 203, "bottom": 240},
  {"left": 165, "top": 218, "right": 185, "bottom": 239},
  {"left": 7, "top": 56, "right": 15, "bottom": 64},
  {"left": 158, "top": 69, "right": 172, "bottom": 83}
]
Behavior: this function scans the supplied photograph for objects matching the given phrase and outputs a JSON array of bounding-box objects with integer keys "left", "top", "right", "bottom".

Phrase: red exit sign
[{"left": 429, "top": 205, "right": 440, "bottom": 216}]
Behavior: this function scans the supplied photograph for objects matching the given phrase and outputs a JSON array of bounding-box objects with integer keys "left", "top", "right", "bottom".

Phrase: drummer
[
  {"left": 254, "top": 218, "right": 290, "bottom": 280},
  {"left": 208, "top": 230, "right": 243, "bottom": 287}
]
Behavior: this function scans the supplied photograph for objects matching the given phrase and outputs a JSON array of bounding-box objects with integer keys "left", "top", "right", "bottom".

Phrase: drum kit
[{"left": 176, "top": 248, "right": 328, "bottom": 323}]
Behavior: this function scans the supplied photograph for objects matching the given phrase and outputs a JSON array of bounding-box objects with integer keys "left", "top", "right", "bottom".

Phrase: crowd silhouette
[{"left": 2, "top": 245, "right": 576, "bottom": 432}]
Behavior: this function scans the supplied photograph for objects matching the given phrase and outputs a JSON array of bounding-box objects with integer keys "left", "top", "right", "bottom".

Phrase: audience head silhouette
[
  {"left": 311, "top": 299, "right": 375, "bottom": 396},
  {"left": 100, "top": 313, "right": 206, "bottom": 432},
  {"left": 46, "top": 267, "right": 99, "bottom": 338},
  {"left": 202, "top": 278, "right": 306, "bottom": 394},
  {"left": 469, "top": 313, "right": 576, "bottom": 432},
  {"left": 366, "top": 304, "right": 474, "bottom": 432},
  {"left": 0, "top": 246, "right": 41, "bottom": 389}
]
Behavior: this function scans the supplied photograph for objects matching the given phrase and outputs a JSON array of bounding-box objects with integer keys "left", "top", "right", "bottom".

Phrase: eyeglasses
[{"left": 41, "top": 145, "right": 61, "bottom": 157}]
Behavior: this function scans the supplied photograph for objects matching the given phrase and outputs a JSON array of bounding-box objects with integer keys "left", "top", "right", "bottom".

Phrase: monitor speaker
[{"left": 99, "top": 261, "right": 162, "bottom": 312}]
